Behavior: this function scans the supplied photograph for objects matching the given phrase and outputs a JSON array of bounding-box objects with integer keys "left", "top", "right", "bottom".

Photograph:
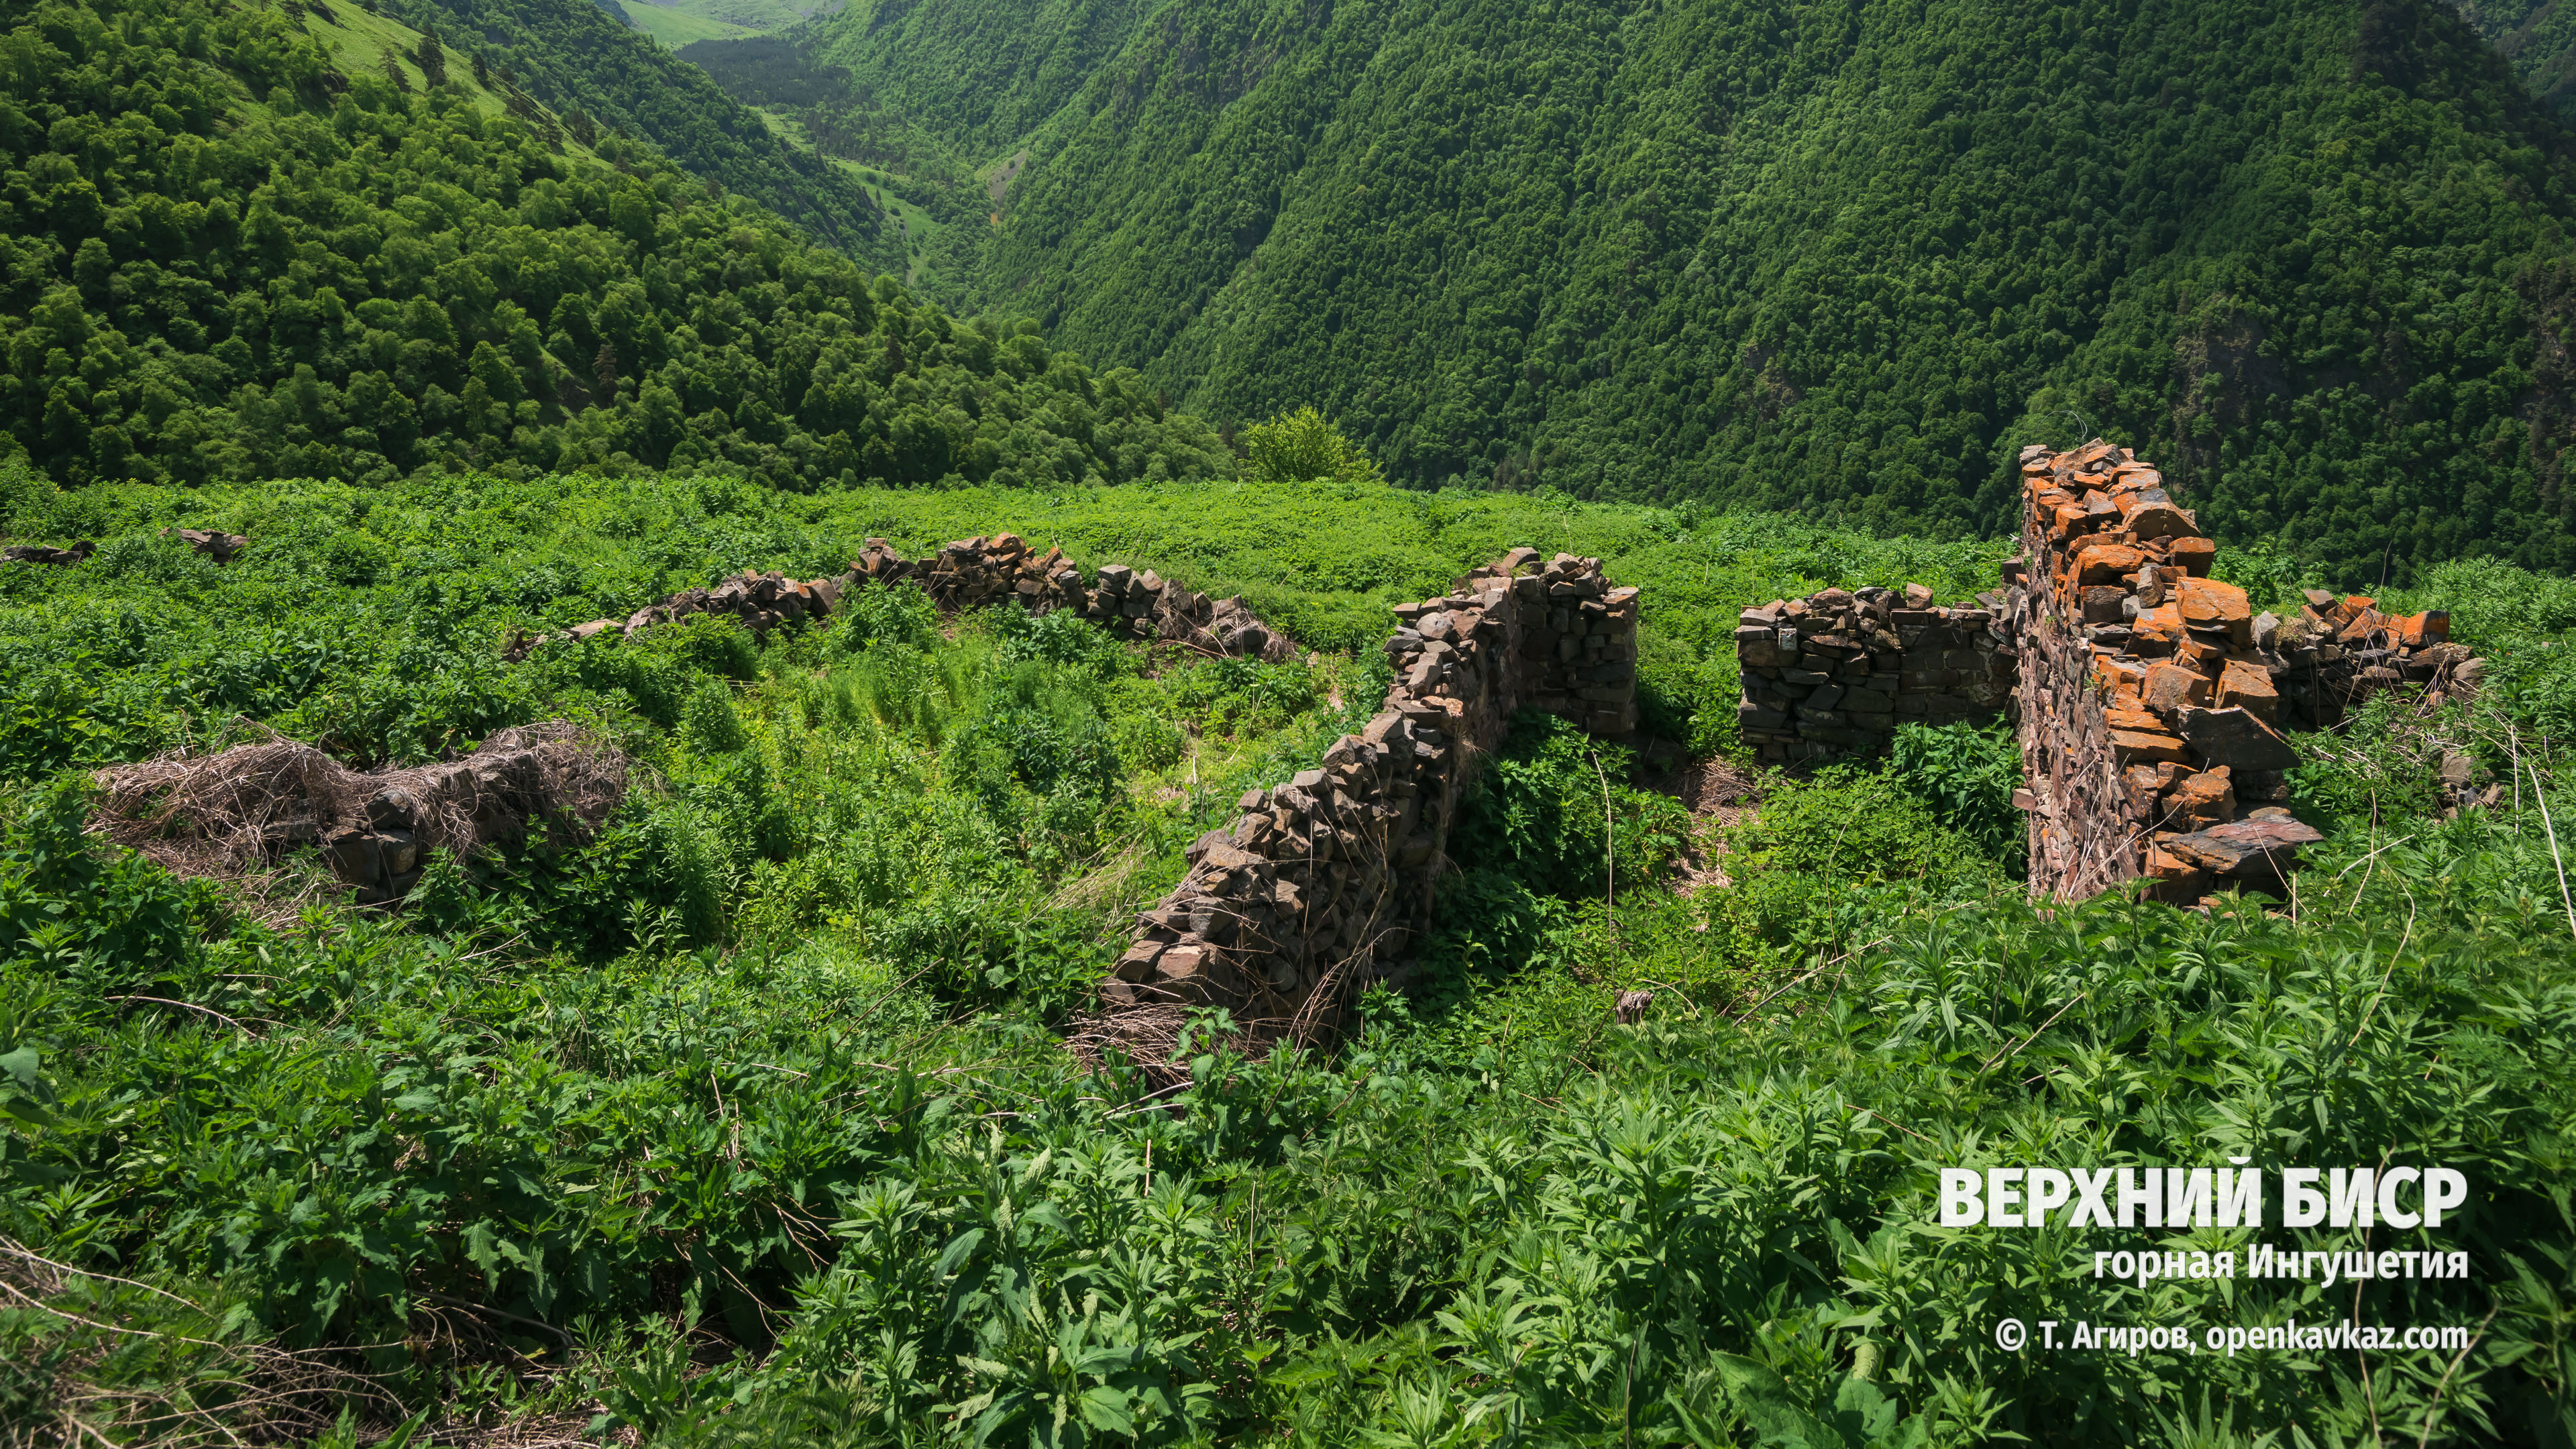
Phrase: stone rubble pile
[
  {"left": 92, "top": 722, "right": 625, "bottom": 915},
  {"left": 2270, "top": 589, "right": 2481, "bottom": 727},
  {"left": 323, "top": 727, "right": 624, "bottom": 905},
  {"left": 506, "top": 568, "right": 847, "bottom": 657},
  {"left": 2012, "top": 439, "right": 2345, "bottom": 902},
  {"left": 616, "top": 570, "right": 844, "bottom": 642},
  {"left": 511, "top": 533, "right": 1299, "bottom": 665},
  {"left": 1733, "top": 583, "right": 2015, "bottom": 763},
  {"left": 161, "top": 527, "right": 250, "bottom": 562},
  {"left": 849, "top": 533, "right": 1296, "bottom": 663},
  {"left": 2, "top": 540, "right": 94, "bottom": 566},
  {"left": 1104, "top": 549, "right": 1638, "bottom": 1025}
]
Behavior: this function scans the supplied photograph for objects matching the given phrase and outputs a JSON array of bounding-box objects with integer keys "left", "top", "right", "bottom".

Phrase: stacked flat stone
[
  {"left": 849, "top": 534, "right": 1297, "bottom": 663},
  {"left": 1733, "top": 582, "right": 2014, "bottom": 763},
  {"left": 1103, "top": 546, "right": 1640, "bottom": 1022},
  {"left": 511, "top": 568, "right": 847, "bottom": 657},
  {"left": 912, "top": 533, "right": 1091, "bottom": 615},
  {"left": 321, "top": 737, "right": 604, "bottom": 904},
  {"left": 2271, "top": 590, "right": 2479, "bottom": 724},
  {"left": 1487, "top": 550, "right": 1642, "bottom": 737},
  {"left": 2012, "top": 439, "right": 2334, "bottom": 902}
]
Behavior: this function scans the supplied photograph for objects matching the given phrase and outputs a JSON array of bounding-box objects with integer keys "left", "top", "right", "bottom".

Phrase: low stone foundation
[{"left": 511, "top": 531, "right": 1298, "bottom": 664}]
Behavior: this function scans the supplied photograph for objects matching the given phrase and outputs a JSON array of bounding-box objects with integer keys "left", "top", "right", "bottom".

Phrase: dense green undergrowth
[{"left": 3, "top": 472, "right": 2575, "bottom": 1445}]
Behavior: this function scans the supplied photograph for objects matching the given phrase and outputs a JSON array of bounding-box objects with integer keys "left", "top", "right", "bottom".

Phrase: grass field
[{"left": 621, "top": 1, "right": 758, "bottom": 48}]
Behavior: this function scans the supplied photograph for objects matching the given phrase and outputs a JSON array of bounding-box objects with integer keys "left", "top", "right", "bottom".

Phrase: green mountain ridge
[
  {"left": 371, "top": 0, "right": 899, "bottom": 255},
  {"left": 0, "top": 0, "right": 1234, "bottom": 492},
  {"left": 741, "top": 0, "right": 2576, "bottom": 584},
  {"left": 2452, "top": 0, "right": 2576, "bottom": 117}
]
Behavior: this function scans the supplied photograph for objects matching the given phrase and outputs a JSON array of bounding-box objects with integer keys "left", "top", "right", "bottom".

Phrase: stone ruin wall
[
  {"left": 515, "top": 530, "right": 1638, "bottom": 1030},
  {"left": 2010, "top": 441, "right": 2475, "bottom": 902},
  {"left": 1732, "top": 584, "right": 2017, "bottom": 765},
  {"left": 513, "top": 531, "right": 1297, "bottom": 663},
  {"left": 1103, "top": 548, "right": 1638, "bottom": 1025},
  {"left": 1733, "top": 440, "right": 2481, "bottom": 906}
]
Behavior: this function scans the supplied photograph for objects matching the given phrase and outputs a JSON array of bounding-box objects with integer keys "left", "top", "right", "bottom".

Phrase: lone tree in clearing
[{"left": 1241, "top": 406, "right": 1383, "bottom": 486}]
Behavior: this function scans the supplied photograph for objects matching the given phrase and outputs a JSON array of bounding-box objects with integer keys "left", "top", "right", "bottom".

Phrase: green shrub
[
  {"left": 993, "top": 600, "right": 1128, "bottom": 676},
  {"left": 1633, "top": 631, "right": 1734, "bottom": 750},
  {"left": 1723, "top": 764, "right": 1999, "bottom": 894},
  {"left": 2288, "top": 692, "right": 2455, "bottom": 829},
  {"left": 0, "top": 458, "right": 55, "bottom": 535},
  {"left": 1111, "top": 710, "right": 1187, "bottom": 772},
  {"left": 1165, "top": 653, "right": 1322, "bottom": 737},
  {"left": 951, "top": 660, "right": 1124, "bottom": 831},
  {"left": 1241, "top": 406, "right": 1383, "bottom": 486},
  {"left": 824, "top": 582, "right": 938, "bottom": 659},
  {"left": 1454, "top": 710, "right": 1693, "bottom": 898},
  {"left": 87, "top": 530, "right": 211, "bottom": 585},
  {"left": 1888, "top": 720, "right": 2025, "bottom": 872},
  {"left": 1, "top": 779, "right": 206, "bottom": 993},
  {"left": 680, "top": 682, "right": 754, "bottom": 756}
]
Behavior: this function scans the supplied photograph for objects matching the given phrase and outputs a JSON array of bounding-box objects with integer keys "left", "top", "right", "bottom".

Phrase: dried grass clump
[{"left": 91, "top": 722, "right": 629, "bottom": 918}]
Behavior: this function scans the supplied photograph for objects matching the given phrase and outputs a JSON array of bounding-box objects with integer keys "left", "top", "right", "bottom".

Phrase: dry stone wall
[
  {"left": 1733, "top": 585, "right": 2017, "bottom": 763},
  {"left": 849, "top": 533, "right": 1296, "bottom": 663},
  {"left": 508, "top": 532, "right": 1297, "bottom": 665},
  {"left": 1101, "top": 549, "right": 1638, "bottom": 1029},
  {"left": 1729, "top": 439, "right": 2481, "bottom": 906},
  {"left": 2009, "top": 440, "right": 2482, "bottom": 903}
]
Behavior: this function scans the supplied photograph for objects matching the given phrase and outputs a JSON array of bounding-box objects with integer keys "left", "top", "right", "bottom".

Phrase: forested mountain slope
[
  {"left": 369, "top": 0, "right": 900, "bottom": 254},
  {"left": 2451, "top": 0, "right": 2576, "bottom": 117},
  {"left": 0, "top": 0, "right": 1234, "bottom": 491},
  {"left": 782, "top": 0, "right": 2576, "bottom": 584}
]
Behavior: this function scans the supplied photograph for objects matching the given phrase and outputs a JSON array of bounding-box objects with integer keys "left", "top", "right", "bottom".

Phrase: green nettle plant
[{"left": 1889, "top": 720, "right": 2026, "bottom": 873}]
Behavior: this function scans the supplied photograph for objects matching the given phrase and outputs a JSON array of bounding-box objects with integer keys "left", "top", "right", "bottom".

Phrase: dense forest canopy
[
  {"left": 368, "top": 0, "right": 902, "bottom": 256},
  {"left": 0, "top": 0, "right": 1234, "bottom": 491},
  {"left": 749, "top": 0, "right": 2576, "bottom": 585},
  {"left": 2451, "top": 0, "right": 2576, "bottom": 119}
]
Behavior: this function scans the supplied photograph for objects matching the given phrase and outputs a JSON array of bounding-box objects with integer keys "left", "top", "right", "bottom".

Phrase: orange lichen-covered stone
[
  {"left": 2111, "top": 728, "right": 2192, "bottom": 765},
  {"left": 2116, "top": 493, "right": 2198, "bottom": 539},
  {"left": 2144, "top": 661, "right": 2213, "bottom": 715},
  {"left": 2105, "top": 706, "right": 2168, "bottom": 735},
  {"left": 2394, "top": 610, "right": 2451, "bottom": 645},
  {"left": 2167, "top": 767, "right": 2236, "bottom": 829},
  {"left": 2165, "top": 537, "right": 2217, "bottom": 577},
  {"left": 2218, "top": 657, "right": 2279, "bottom": 722},
  {"left": 2133, "top": 601, "right": 2186, "bottom": 643},
  {"left": 2092, "top": 655, "right": 2148, "bottom": 702},
  {"left": 2143, "top": 847, "right": 2211, "bottom": 902},
  {"left": 2074, "top": 542, "right": 2147, "bottom": 586},
  {"left": 2178, "top": 577, "right": 2254, "bottom": 645}
]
